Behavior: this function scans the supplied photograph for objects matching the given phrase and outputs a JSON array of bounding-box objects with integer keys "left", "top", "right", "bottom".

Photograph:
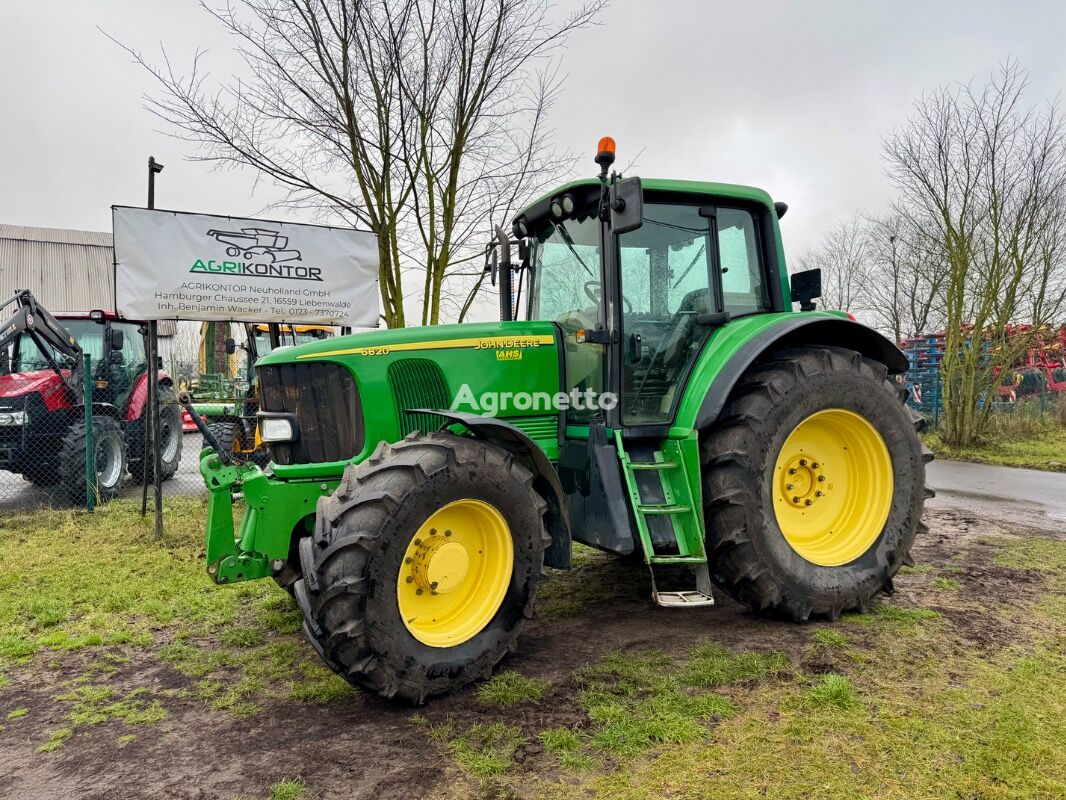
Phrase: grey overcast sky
[{"left": 2, "top": 0, "right": 1064, "bottom": 264}]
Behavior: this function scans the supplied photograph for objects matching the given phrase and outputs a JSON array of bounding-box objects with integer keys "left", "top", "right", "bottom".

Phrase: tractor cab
[{"left": 517, "top": 174, "right": 783, "bottom": 429}]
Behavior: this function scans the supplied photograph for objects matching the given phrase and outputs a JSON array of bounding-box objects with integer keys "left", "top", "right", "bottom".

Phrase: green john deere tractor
[{"left": 194, "top": 139, "right": 931, "bottom": 703}]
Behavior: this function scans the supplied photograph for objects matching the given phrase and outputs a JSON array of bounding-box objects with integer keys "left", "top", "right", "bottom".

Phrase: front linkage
[{"left": 182, "top": 392, "right": 332, "bottom": 586}]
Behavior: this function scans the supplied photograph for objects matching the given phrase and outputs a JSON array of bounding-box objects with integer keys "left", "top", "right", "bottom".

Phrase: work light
[{"left": 258, "top": 415, "right": 296, "bottom": 443}]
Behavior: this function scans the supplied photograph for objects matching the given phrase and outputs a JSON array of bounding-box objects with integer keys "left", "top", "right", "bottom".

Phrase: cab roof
[{"left": 514, "top": 177, "right": 776, "bottom": 227}]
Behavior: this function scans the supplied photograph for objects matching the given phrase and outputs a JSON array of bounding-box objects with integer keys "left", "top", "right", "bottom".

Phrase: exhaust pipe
[{"left": 495, "top": 225, "right": 512, "bottom": 322}]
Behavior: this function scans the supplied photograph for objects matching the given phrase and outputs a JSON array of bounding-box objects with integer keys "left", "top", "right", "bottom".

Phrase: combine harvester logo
[{"left": 207, "top": 227, "right": 302, "bottom": 264}]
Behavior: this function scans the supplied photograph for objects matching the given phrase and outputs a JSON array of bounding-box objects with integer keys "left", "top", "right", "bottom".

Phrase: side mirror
[
  {"left": 609, "top": 176, "right": 643, "bottom": 235},
  {"left": 225, "top": 337, "right": 237, "bottom": 355},
  {"left": 790, "top": 268, "right": 822, "bottom": 312},
  {"left": 109, "top": 329, "right": 124, "bottom": 351}
]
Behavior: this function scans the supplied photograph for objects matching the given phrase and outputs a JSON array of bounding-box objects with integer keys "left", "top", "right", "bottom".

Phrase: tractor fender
[
  {"left": 412, "top": 409, "right": 573, "bottom": 570},
  {"left": 125, "top": 370, "right": 173, "bottom": 422},
  {"left": 693, "top": 316, "right": 909, "bottom": 430}
]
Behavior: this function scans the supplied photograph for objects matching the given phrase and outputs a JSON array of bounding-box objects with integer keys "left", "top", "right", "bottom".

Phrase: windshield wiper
[{"left": 556, "top": 222, "right": 595, "bottom": 277}]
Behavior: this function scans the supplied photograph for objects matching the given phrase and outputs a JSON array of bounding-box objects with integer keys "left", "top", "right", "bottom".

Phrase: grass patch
[
  {"left": 0, "top": 497, "right": 279, "bottom": 670},
  {"left": 576, "top": 650, "right": 737, "bottom": 757},
  {"left": 289, "top": 661, "right": 358, "bottom": 705},
  {"left": 925, "top": 427, "right": 1066, "bottom": 472},
  {"left": 994, "top": 535, "right": 1066, "bottom": 574},
  {"left": 932, "top": 576, "right": 961, "bottom": 590},
  {"left": 680, "top": 644, "right": 788, "bottom": 688},
  {"left": 269, "top": 779, "right": 306, "bottom": 800},
  {"left": 432, "top": 720, "right": 525, "bottom": 778},
  {"left": 843, "top": 602, "right": 941, "bottom": 633},
  {"left": 477, "top": 671, "right": 550, "bottom": 708},
  {"left": 800, "top": 673, "right": 861, "bottom": 710},
  {"left": 540, "top": 727, "right": 596, "bottom": 770},
  {"left": 56, "top": 682, "right": 167, "bottom": 726},
  {"left": 811, "top": 628, "right": 850, "bottom": 648},
  {"left": 7, "top": 706, "right": 28, "bottom": 719},
  {"left": 37, "top": 726, "right": 73, "bottom": 753}
]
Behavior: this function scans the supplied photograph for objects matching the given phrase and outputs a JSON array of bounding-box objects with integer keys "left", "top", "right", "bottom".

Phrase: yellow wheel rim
[
  {"left": 397, "top": 499, "right": 513, "bottom": 648},
  {"left": 772, "top": 408, "right": 893, "bottom": 567}
]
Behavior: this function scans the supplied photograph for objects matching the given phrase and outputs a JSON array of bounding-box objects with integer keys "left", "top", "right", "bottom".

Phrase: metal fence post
[{"left": 83, "top": 353, "right": 95, "bottom": 513}]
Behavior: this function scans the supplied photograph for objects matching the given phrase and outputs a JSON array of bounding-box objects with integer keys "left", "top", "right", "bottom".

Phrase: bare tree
[
  {"left": 795, "top": 215, "right": 871, "bottom": 314},
  {"left": 884, "top": 61, "right": 1066, "bottom": 445},
  {"left": 112, "top": 0, "right": 601, "bottom": 328},
  {"left": 861, "top": 212, "right": 948, "bottom": 341}
]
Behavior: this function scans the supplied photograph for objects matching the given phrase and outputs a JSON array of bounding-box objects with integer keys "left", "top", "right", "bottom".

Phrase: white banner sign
[{"left": 113, "top": 207, "right": 379, "bottom": 325}]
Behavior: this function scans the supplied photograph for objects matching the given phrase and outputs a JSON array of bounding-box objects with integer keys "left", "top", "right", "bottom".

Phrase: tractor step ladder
[{"left": 614, "top": 430, "right": 714, "bottom": 608}]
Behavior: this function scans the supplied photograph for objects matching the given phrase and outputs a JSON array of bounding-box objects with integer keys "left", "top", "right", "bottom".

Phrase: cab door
[{"left": 616, "top": 202, "right": 770, "bottom": 427}]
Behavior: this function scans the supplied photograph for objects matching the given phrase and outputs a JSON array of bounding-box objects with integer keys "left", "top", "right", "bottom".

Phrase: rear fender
[
  {"left": 689, "top": 315, "right": 909, "bottom": 430},
  {"left": 413, "top": 409, "right": 573, "bottom": 570},
  {"left": 125, "top": 370, "right": 173, "bottom": 421}
]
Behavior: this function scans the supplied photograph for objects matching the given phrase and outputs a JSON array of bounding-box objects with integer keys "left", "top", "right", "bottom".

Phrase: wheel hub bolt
[
  {"left": 799, "top": 459, "right": 807, "bottom": 466},
  {"left": 406, "top": 576, "right": 413, "bottom": 583},
  {"left": 789, "top": 468, "right": 797, "bottom": 475},
  {"left": 786, "top": 483, "right": 794, "bottom": 490},
  {"left": 816, "top": 491, "right": 824, "bottom": 497},
  {"left": 818, "top": 475, "right": 826, "bottom": 482},
  {"left": 805, "top": 499, "right": 813, "bottom": 506},
  {"left": 416, "top": 588, "right": 423, "bottom": 595},
  {"left": 792, "top": 496, "right": 800, "bottom": 504}
]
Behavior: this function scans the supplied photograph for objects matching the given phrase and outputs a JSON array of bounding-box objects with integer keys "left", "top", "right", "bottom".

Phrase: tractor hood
[
  {"left": 256, "top": 320, "right": 565, "bottom": 466},
  {"left": 0, "top": 369, "right": 73, "bottom": 412},
  {"left": 0, "top": 369, "right": 69, "bottom": 398}
]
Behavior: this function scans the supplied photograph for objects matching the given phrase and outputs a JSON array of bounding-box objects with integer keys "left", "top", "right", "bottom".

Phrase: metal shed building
[{"left": 0, "top": 224, "right": 176, "bottom": 352}]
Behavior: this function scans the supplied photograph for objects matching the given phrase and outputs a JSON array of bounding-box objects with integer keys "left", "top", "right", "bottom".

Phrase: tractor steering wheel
[{"left": 583, "top": 280, "right": 633, "bottom": 313}]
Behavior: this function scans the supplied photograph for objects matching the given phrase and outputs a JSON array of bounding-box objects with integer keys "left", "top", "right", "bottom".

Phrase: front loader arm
[{"left": 0, "top": 289, "right": 83, "bottom": 391}]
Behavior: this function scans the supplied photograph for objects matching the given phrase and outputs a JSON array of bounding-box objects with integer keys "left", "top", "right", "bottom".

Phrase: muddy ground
[{"left": 0, "top": 505, "right": 1061, "bottom": 800}]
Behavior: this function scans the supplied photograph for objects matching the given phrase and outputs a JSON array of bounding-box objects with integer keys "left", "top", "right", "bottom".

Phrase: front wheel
[
  {"left": 293, "top": 432, "right": 550, "bottom": 703},
  {"left": 59, "top": 415, "right": 127, "bottom": 504},
  {"left": 701, "top": 346, "right": 931, "bottom": 621}
]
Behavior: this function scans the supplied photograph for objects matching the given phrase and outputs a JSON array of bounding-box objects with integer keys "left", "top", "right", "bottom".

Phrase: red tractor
[{"left": 0, "top": 290, "right": 182, "bottom": 502}]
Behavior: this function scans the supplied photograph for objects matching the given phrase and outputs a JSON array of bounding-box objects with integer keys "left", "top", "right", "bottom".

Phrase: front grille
[
  {"left": 257, "top": 362, "right": 362, "bottom": 465},
  {"left": 388, "top": 358, "right": 450, "bottom": 437}
]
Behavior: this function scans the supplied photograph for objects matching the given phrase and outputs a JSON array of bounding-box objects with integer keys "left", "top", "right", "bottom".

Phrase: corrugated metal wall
[{"left": 0, "top": 224, "right": 175, "bottom": 336}]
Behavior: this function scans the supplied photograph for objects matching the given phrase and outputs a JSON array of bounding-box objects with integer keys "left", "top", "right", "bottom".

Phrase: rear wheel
[
  {"left": 701, "top": 346, "right": 931, "bottom": 621},
  {"left": 293, "top": 432, "right": 549, "bottom": 703},
  {"left": 59, "top": 415, "right": 126, "bottom": 504},
  {"left": 129, "top": 385, "right": 183, "bottom": 483}
]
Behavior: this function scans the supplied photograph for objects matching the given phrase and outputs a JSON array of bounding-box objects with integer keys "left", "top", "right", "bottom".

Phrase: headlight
[
  {"left": 0, "top": 412, "right": 24, "bottom": 426},
  {"left": 258, "top": 415, "right": 296, "bottom": 443}
]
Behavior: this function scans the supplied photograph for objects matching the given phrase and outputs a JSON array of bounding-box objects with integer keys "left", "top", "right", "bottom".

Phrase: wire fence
[{"left": 0, "top": 329, "right": 247, "bottom": 512}]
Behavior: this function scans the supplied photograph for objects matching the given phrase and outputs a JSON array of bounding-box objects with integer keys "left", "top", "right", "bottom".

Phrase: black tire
[
  {"left": 293, "top": 432, "right": 550, "bottom": 703},
  {"left": 206, "top": 420, "right": 270, "bottom": 468},
  {"left": 701, "top": 346, "right": 931, "bottom": 621},
  {"left": 59, "top": 414, "right": 127, "bottom": 504},
  {"left": 129, "top": 385, "right": 183, "bottom": 483},
  {"left": 206, "top": 420, "right": 241, "bottom": 458}
]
